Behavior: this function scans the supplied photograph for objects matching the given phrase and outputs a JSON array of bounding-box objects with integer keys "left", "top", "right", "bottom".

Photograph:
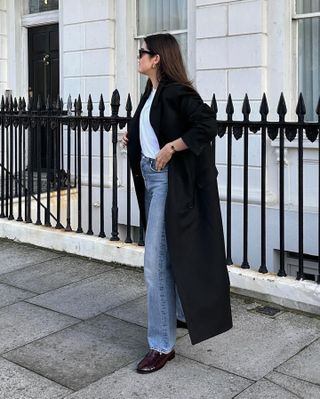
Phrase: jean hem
[{"left": 149, "top": 346, "right": 175, "bottom": 354}]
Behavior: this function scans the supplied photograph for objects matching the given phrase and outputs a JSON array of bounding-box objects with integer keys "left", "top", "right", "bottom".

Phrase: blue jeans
[{"left": 140, "top": 155, "right": 186, "bottom": 353}]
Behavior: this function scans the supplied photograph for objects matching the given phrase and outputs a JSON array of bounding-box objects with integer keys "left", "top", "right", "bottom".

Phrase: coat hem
[{"left": 190, "top": 322, "right": 233, "bottom": 346}]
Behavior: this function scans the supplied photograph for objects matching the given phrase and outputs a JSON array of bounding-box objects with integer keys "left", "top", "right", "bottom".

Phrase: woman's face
[{"left": 137, "top": 41, "right": 157, "bottom": 76}]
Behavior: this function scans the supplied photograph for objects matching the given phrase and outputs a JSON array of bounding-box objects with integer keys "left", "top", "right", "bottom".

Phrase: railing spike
[
  {"left": 13, "top": 97, "right": 18, "bottom": 111},
  {"left": 226, "top": 94, "right": 234, "bottom": 115},
  {"left": 22, "top": 97, "right": 26, "bottom": 111},
  {"left": 59, "top": 97, "right": 64, "bottom": 111},
  {"left": 259, "top": 93, "right": 269, "bottom": 116},
  {"left": 18, "top": 97, "right": 22, "bottom": 111},
  {"left": 27, "top": 94, "right": 32, "bottom": 111},
  {"left": 76, "top": 94, "right": 82, "bottom": 113},
  {"left": 211, "top": 93, "right": 218, "bottom": 116},
  {"left": 111, "top": 89, "right": 120, "bottom": 116},
  {"left": 46, "top": 94, "right": 52, "bottom": 110},
  {"left": 277, "top": 92, "right": 287, "bottom": 117},
  {"left": 111, "top": 89, "right": 120, "bottom": 105},
  {"left": 1, "top": 95, "right": 5, "bottom": 112},
  {"left": 296, "top": 93, "right": 306, "bottom": 118},
  {"left": 37, "top": 94, "right": 42, "bottom": 111},
  {"left": 8, "top": 95, "right": 13, "bottom": 111},
  {"left": 55, "top": 94, "right": 60, "bottom": 110},
  {"left": 5, "top": 95, "right": 9, "bottom": 112},
  {"left": 67, "top": 94, "right": 72, "bottom": 115},
  {"left": 87, "top": 94, "right": 93, "bottom": 113},
  {"left": 242, "top": 93, "right": 251, "bottom": 116},
  {"left": 125, "top": 93, "right": 132, "bottom": 114},
  {"left": 99, "top": 94, "right": 105, "bottom": 112}
]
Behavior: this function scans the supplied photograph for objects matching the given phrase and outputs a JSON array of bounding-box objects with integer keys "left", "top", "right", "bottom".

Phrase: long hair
[{"left": 143, "top": 33, "right": 194, "bottom": 95}]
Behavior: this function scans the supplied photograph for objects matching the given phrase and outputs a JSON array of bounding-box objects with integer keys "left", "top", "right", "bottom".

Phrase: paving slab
[
  {"left": 0, "top": 239, "right": 22, "bottom": 251},
  {"left": 0, "top": 301, "right": 79, "bottom": 354},
  {"left": 275, "top": 337, "right": 320, "bottom": 386},
  {"left": 0, "top": 282, "right": 36, "bottom": 308},
  {"left": 27, "top": 268, "right": 146, "bottom": 319},
  {"left": 0, "top": 244, "right": 63, "bottom": 275},
  {"left": 105, "top": 294, "right": 189, "bottom": 339},
  {"left": 175, "top": 296, "right": 320, "bottom": 381},
  {"left": 0, "top": 256, "right": 113, "bottom": 294},
  {"left": 65, "top": 355, "right": 251, "bottom": 399},
  {"left": 0, "top": 357, "right": 72, "bottom": 399},
  {"left": 235, "top": 378, "right": 299, "bottom": 398},
  {"left": 265, "top": 370, "right": 320, "bottom": 399},
  {"left": 4, "top": 314, "right": 148, "bottom": 391}
]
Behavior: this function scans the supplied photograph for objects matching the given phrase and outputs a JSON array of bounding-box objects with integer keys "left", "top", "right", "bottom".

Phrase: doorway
[{"left": 28, "top": 23, "right": 59, "bottom": 170}]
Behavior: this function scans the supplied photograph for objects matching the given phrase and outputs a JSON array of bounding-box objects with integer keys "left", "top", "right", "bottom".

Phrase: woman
[{"left": 123, "top": 33, "right": 232, "bottom": 374}]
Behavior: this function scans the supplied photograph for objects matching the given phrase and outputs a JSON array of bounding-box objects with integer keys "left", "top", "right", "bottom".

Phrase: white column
[
  {"left": 0, "top": 0, "right": 7, "bottom": 95},
  {"left": 61, "top": 0, "right": 116, "bottom": 187}
]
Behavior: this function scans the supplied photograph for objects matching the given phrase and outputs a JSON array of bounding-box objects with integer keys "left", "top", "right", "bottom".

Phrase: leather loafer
[
  {"left": 136, "top": 349, "right": 175, "bottom": 373},
  {"left": 176, "top": 319, "right": 188, "bottom": 329}
]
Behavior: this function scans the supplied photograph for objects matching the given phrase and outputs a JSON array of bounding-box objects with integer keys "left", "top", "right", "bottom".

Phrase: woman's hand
[
  {"left": 121, "top": 132, "right": 129, "bottom": 148},
  {"left": 120, "top": 132, "right": 129, "bottom": 149},
  {"left": 155, "top": 143, "right": 175, "bottom": 171}
]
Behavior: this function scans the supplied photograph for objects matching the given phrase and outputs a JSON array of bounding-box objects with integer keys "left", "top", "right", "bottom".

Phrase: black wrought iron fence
[{"left": 0, "top": 90, "right": 319, "bottom": 283}]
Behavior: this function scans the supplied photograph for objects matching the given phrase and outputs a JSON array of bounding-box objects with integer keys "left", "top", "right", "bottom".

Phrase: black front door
[{"left": 28, "top": 24, "right": 59, "bottom": 169}]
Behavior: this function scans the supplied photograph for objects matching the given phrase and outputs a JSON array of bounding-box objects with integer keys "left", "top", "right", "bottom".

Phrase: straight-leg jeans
[{"left": 140, "top": 155, "right": 185, "bottom": 353}]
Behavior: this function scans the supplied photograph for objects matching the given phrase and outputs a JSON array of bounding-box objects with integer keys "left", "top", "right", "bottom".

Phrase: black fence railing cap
[
  {"left": 259, "top": 93, "right": 269, "bottom": 120},
  {"left": 37, "top": 94, "right": 42, "bottom": 111},
  {"left": 27, "top": 95, "right": 32, "bottom": 112},
  {"left": 125, "top": 93, "right": 132, "bottom": 116},
  {"left": 46, "top": 94, "right": 52, "bottom": 111},
  {"left": 18, "top": 97, "right": 22, "bottom": 114},
  {"left": 0, "top": 96, "right": 4, "bottom": 112},
  {"left": 87, "top": 94, "right": 93, "bottom": 117},
  {"left": 111, "top": 89, "right": 120, "bottom": 117},
  {"left": 76, "top": 94, "right": 82, "bottom": 116},
  {"left": 242, "top": 93, "right": 251, "bottom": 120},
  {"left": 99, "top": 94, "right": 105, "bottom": 116},
  {"left": 296, "top": 93, "right": 306, "bottom": 122},
  {"left": 13, "top": 97, "right": 18, "bottom": 112},
  {"left": 67, "top": 94, "right": 72, "bottom": 116},
  {"left": 226, "top": 93, "right": 234, "bottom": 120},
  {"left": 277, "top": 92, "right": 287, "bottom": 120}
]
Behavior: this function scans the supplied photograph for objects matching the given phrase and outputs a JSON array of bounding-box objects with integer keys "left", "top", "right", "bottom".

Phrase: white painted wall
[{"left": 0, "top": 0, "right": 7, "bottom": 94}]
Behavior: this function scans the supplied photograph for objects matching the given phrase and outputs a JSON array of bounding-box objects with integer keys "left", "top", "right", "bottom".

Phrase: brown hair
[{"left": 143, "top": 33, "right": 194, "bottom": 94}]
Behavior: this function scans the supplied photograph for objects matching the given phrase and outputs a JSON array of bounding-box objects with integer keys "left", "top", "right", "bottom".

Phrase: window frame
[
  {"left": 292, "top": 2, "right": 320, "bottom": 121},
  {"left": 133, "top": 0, "right": 193, "bottom": 98}
]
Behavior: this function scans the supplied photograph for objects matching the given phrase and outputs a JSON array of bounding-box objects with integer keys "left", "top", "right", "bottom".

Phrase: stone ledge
[{"left": 0, "top": 219, "right": 319, "bottom": 315}]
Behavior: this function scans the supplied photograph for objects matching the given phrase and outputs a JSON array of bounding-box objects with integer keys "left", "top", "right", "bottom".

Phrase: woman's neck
[{"left": 149, "top": 74, "right": 159, "bottom": 90}]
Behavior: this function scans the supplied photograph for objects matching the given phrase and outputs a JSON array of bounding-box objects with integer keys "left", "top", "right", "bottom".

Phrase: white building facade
[{"left": 0, "top": 0, "right": 319, "bottom": 277}]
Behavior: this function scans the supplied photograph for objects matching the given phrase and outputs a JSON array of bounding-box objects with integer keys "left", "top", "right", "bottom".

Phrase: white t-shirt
[{"left": 139, "top": 88, "right": 160, "bottom": 158}]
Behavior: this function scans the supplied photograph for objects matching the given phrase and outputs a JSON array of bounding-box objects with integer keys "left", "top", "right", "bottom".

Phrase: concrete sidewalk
[{"left": 0, "top": 238, "right": 319, "bottom": 399}]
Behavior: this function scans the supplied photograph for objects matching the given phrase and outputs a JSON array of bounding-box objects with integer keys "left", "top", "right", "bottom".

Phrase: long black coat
[{"left": 127, "top": 79, "right": 232, "bottom": 345}]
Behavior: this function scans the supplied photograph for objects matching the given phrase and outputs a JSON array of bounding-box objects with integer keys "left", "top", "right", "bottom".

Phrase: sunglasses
[{"left": 138, "top": 48, "right": 156, "bottom": 59}]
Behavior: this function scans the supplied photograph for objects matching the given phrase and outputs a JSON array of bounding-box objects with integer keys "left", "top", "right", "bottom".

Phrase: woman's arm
[
  {"left": 155, "top": 84, "right": 216, "bottom": 170},
  {"left": 155, "top": 138, "right": 188, "bottom": 171}
]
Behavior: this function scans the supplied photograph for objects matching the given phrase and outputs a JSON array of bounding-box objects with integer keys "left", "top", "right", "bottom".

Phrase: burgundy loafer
[{"left": 136, "top": 349, "right": 175, "bottom": 373}]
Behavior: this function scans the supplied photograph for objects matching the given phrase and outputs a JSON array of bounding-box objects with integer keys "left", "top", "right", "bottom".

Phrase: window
[
  {"left": 29, "top": 0, "right": 59, "bottom": 14},
  {"left": 295, "top": 0, "right": 320, "bottom": 120},
  {"left": 135, "top": 0, "right": 188, "bottom": 93}
]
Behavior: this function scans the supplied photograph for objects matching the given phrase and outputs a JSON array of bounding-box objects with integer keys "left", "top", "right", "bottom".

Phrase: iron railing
[{"left": 0, "top": 91, "right": 319, "bottom": 282}]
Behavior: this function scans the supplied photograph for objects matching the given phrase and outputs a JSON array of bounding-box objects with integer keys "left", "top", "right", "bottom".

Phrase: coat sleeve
[{"left": 176, "top": 85, "right": 217, "bottom": 156}]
